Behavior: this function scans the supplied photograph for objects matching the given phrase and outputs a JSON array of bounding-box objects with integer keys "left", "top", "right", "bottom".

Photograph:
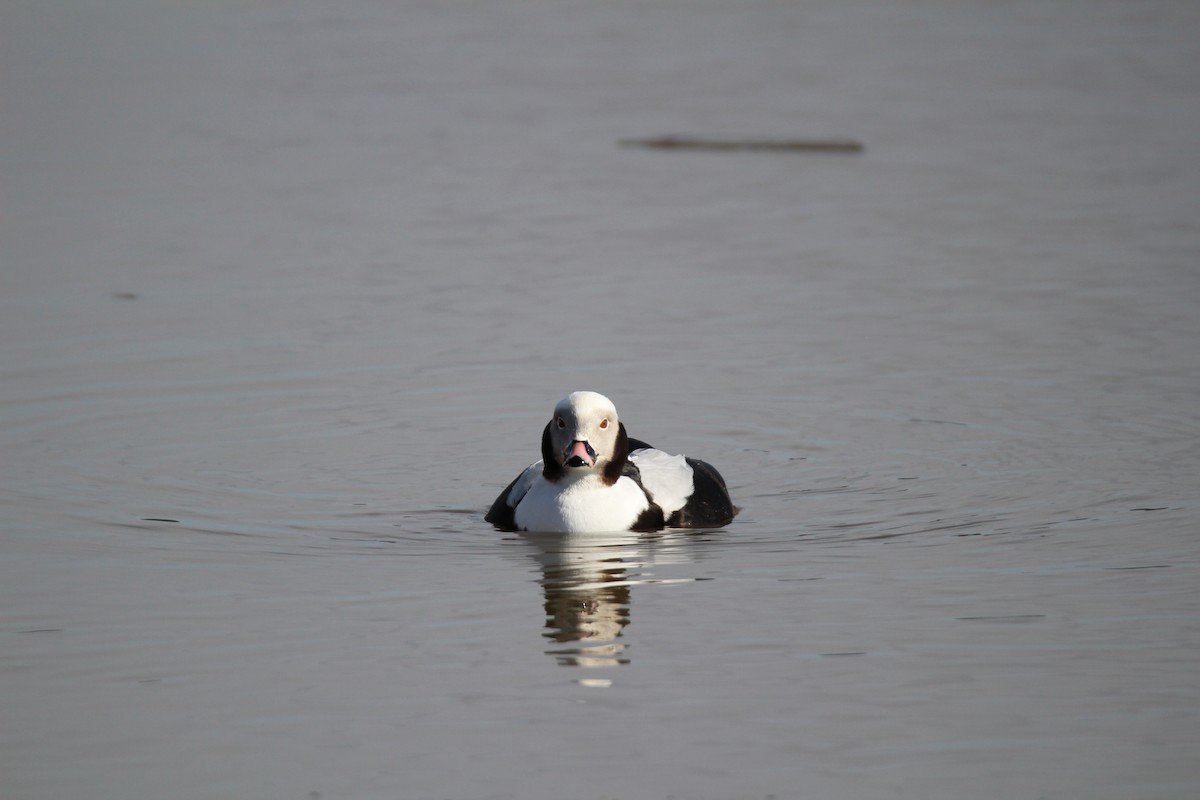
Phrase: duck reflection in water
[{"left": 519, "top": 530, "right": 704, "bottom": 670}]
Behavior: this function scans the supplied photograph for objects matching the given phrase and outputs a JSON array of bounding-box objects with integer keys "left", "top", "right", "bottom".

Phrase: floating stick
[{"left": 619, "top": 135, "right": 864, "bottom": 153}]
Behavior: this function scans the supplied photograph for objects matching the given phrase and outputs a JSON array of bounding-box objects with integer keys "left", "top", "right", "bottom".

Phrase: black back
[
  {"left": 667, "top": 457, "right": 736, "bottom": 528},
  {"left": 484, "top": 471, "right": 523, "bottom": 532}
]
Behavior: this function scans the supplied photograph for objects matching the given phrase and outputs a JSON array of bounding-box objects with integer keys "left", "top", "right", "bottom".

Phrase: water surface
[{"left": 2, "top": 1, "right": 1198, "bottom": 798}]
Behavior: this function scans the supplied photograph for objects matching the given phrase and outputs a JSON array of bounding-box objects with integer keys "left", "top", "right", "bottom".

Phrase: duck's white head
[{"left": 541, "top": 391, "right": 626, "bottom": 481}]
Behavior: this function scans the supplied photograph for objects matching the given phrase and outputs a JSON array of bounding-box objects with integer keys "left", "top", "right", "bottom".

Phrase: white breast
[{"left": 514, "top": 473, "right": 650, "bottom": 533}]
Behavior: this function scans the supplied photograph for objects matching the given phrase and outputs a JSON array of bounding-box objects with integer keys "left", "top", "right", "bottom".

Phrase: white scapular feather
[{"left": 629, "top": 447, "right": 694, "bottom": 516}]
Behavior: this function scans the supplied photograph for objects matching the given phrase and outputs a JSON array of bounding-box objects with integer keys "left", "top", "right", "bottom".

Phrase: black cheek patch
[
  {"left": 541, "top": 421, "right": 565, "bottom": 482},
  {"left": 601, "top": 422, "right": 631, "bottom": 486}
]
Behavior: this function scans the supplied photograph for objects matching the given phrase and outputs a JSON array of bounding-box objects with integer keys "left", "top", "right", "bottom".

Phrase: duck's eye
[
  {"left": 556, "top": 416, "right": 566, "bottom": 429},
  {"left": 599, "top": 418, "right": 609, "bottom": 429}
]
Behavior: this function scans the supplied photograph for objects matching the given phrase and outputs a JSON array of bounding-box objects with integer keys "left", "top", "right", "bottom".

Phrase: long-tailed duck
[{"left": 485, "top": 391, "right": 736, "bottom": 533}]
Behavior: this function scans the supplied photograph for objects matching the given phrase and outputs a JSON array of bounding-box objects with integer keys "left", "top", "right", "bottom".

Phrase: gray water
[{"left": 3, "top": 1, "right": 1199, "bottom": 798}]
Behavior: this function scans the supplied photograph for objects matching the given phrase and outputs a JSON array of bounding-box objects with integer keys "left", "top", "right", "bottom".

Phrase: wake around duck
[{"left": 485, "top": 391, "right": 736, "bottom": 533}]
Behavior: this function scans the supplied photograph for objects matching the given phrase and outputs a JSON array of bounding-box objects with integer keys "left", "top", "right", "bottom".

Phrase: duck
[{"left": 485, "top": 391, "right": 736, "bottom": 533}]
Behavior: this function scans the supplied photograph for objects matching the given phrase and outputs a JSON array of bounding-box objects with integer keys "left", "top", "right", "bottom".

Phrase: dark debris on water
[{"left": 619, "top": 135, "right": 865, "bottom": 153}]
